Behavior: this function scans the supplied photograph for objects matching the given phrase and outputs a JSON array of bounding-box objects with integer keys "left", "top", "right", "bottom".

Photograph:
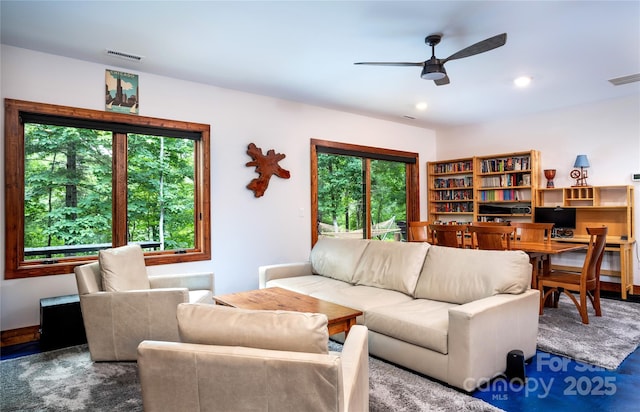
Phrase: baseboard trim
[
  {"left": 1, "top": 325, "right": 40, "bottom": 347},
  {"left": 600, "top": 281, "right": 640, "bottom": 296}
]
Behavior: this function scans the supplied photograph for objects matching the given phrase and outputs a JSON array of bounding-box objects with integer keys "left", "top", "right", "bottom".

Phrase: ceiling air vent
[
  {"left": 608, "top": 73, "right": 640, "bottom": 86},
  {"left": 105, "top": 49, "right": 143, "bottom": 62}
]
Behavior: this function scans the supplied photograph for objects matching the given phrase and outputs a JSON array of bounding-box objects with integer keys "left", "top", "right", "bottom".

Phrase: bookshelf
[
  {"left": 427, "top": 150, "right": 539, "bottom": 224},
  {"left": 534, "top": 185, "right": 634, "bottom": 240},
  {"left": 474, "top": 150, "right": 540, "bottom": 223},
  {"left": 535, "top": 185, "right": 635, "bottom": 299},
  {"left": 427, "top": 157, "right": 474, "bottom": 224}
]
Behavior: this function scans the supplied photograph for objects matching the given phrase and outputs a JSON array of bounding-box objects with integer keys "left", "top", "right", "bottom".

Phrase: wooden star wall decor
[{"left": 245, "top": 143, "right": 290, "bottom": 197}]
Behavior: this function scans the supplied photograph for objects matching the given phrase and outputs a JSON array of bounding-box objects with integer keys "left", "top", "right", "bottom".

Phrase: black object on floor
[
  {"left": 505, "top": 349, "right": 526, "bottom": 383},
  {"left": 39, "top": 294, "right": 87, "bottom": 351}
]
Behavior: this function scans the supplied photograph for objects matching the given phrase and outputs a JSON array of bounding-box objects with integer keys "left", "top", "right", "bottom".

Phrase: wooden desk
[
  {"left": 511, "top": 241, "right": 587, "bottom": 289},
  {"left": 549, "top": 236, "right": 635, "bottom": 299},
  {"left": 213, "top": 287, "right": 363, "bottom": 337}
]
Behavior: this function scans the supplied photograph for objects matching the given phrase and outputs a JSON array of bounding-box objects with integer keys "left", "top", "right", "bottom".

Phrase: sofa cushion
[
  {"left": 311, "top": 285, "right": 413, "bottom": 324},
  {"left": 99, "top": 244, "right": 150, "bottom": 292},
  {"left": 266, "top": 275, "right": 353, "bottom": 296},
  {"left": 177, "top": 303, "right": 329, "bottom": 354},
  {"left": 365, "top": 299, "right": 457, "bottom": 354},
  {"left": 310, "top": 237, "right": 370, "bottom": 283},
  {"left": 352, "top": 241, "right": 430, "bottom": 296},
  {"left": 414, "top": 246, "right": 531, "bottom": 304}
]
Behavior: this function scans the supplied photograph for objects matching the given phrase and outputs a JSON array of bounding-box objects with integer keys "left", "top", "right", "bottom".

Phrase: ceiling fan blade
[
  {"left": 435, "top": 74, "right": 450, "bottom": 86},
  {"left": 442, "top": 33, "right": 507, "bottom": 63},
  {"left": 354, "top": 62, "right": 424, "bottom": 67}
]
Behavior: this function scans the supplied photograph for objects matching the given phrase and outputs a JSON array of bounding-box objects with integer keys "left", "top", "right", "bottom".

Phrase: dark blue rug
[{"left": 474, "top": 347, "right": 640, "bottom": 411}]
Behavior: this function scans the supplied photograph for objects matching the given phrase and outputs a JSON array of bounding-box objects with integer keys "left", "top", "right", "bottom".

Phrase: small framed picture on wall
[{"left": 105, "top": 69, "right": 139, "bottom": 115}]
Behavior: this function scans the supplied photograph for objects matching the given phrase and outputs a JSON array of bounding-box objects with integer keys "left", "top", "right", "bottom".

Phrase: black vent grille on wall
[{"left": 105, "top": 49, "right": 143, "bottom": 62}]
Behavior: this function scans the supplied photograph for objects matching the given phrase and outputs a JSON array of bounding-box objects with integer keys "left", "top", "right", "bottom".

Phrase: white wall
[
  {"left": 2, "top": 45, "right": 638, "bottom": 332},
  {"left": 437, "top": 95, "right": 640, "bottom": 284},
  {"left": 0, "top": 45, "right": 437, "bottom": 331}
]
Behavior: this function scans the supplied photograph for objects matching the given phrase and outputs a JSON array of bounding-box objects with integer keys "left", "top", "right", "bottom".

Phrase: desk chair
[
  {"left": 511, "top": 222, "right": 554, "bottom": 243},
  {"left": 470, "top": 221, "right": 510, "bottom": 227},
  {"left": 408, "top": 221, "right": 431, "bottom": 242},
  {"left": 467, "top": 225, "right": 515, "bottom": 250},
  {"left": 538, "top": 226, "right": 608, "bottom": 324},
  {"left": 428, "top": 224, "right": 468, "bottom": 248},
  {"left": 512, "top": 222, "right": 554, "bottom": 283}
]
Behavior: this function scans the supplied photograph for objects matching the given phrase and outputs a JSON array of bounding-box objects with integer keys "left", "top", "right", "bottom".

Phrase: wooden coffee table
[{"left": 213, "top": 287, "right": 363, "bottom": 337}]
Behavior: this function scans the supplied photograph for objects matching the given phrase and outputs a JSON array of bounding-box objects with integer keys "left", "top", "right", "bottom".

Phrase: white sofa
[{"left": 259, "top": 237, "right": 540, "bottom": 392}]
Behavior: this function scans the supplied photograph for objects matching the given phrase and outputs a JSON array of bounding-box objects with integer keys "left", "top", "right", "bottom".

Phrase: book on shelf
[
  {"left": 434, "top": 161, "right": 473, "bottom": 174},
  {"left": 434, "top": 176, "right": 474, "bottom": 188},
  {"left": 433, "top": 189, "right": 473, "bottom": 201},
  {"left": 480, "top": 156, "right": 531, "bottom": 173},
  {"left": 480, "top": 173, "right": 531, "bottom": 188},
  {"left": 479, "top": 189, "right": 529, "bottom": 201},
  {"left": 434, "top": 202, "right": 474, "bottom": 213}
]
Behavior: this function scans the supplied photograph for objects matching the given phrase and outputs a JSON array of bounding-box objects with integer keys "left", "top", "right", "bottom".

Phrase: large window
[
  {"left": 5, "top": 99, "right": 211, "bottom": 279},
  {"left": 311, "top": 139, "right": 419, "bottom": 244}
]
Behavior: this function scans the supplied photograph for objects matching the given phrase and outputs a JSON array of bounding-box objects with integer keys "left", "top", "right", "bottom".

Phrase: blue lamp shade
[{"left": 573, "top": 155, "right": 590, "bottom": 168}]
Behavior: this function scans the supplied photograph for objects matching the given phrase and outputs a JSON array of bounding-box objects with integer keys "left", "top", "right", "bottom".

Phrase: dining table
[{"left": 510, "top": 240, "right": 588, "bottom": 289}]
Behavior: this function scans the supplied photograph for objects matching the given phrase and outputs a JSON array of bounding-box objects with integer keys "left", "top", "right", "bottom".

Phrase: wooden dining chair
[
  {"left": 428, "top": 224, "right": 468, "bottom": 248},
  {"left": 408, "top": 221, "right": 431, "bottom": 242},
  {"left": 470, "top": 221, "right": 510, "bottom": 227},
  {"left": 538, "top": 226, "right": 608, "bottom": 324},
  {"left": 511, "top": 222, "right": 554, "bottom": 244},
  {"left": 467, "top": 225, "right": 515, "bottom": 250},
  {"left": 512, "top": 222, "right": 554, "bottom": 283}
]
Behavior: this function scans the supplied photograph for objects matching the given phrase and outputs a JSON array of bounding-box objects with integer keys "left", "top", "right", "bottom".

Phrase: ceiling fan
[{"left": 354, "top": 33, "right": 507, "bottom": 86}]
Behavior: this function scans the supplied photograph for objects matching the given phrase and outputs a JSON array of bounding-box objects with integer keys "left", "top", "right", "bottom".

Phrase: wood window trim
[
  {"left": 4, "top": 99, "right": 211, "bottom": 279},
  {"left": 310, "top": 138, "right": 420, "bottom": 246}
]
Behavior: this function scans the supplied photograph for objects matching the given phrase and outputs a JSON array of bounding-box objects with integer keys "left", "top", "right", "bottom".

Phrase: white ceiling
[{"left": 1, "top": 1, "right": 639, "bottom": 129}]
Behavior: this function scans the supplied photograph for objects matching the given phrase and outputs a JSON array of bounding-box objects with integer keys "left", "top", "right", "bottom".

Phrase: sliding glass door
[
  {"left": 311, "top": 139, "right": 419, "bottom": 244},
  {"left": 370, "top": 159, "right": 407, "bottom": 240}
]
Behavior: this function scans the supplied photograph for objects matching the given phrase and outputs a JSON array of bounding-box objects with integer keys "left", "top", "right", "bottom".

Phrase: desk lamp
[{"left": 570, "top": 155, "right": 590, "bottom": 186}]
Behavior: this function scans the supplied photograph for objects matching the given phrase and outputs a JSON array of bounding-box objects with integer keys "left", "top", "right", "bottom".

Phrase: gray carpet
[
  {"left": 368, "top": 357, "right": 501, "bottom": 411},
  {"left": 0, "top": 345, "right": 140, "bottom": 412},
  {"left": 4, "top": 296, "right": 637, "bottom": 411},
  {"left": 1, "top": 343, "right": 500, "bottom": 412},
  {"left": 329, "top": 341, "right": 502, "bottom": 412},
  {"left": 537, "top": 295, "right": 640, "bottom": 369}
]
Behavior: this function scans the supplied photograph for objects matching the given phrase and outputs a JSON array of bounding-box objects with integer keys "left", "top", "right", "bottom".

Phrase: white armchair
[
  {"left": 137, "top": 303, "right": 369, "bottom": 412},
  {"left": 74, "top": 244, "right": 214, "bottom": 361}
]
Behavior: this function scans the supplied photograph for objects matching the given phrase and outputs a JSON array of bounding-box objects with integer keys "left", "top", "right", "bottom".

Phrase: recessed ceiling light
[
  {"left": 415, "top": 102, "right": 428, "bottom": 110},
  {"left": 514, "top": 76, "right": 532, "bottom": 88}
]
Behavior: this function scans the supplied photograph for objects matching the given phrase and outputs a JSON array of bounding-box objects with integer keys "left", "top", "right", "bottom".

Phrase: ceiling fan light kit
[
  {"left": 420, "top": 59, "right": 447, "bottom": 80},
  {"left": 355, "top": 33, "right": 507, "bottom": 86},
  {"left": 421, "top": 64, "right": 446, "bottom": 80}
]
